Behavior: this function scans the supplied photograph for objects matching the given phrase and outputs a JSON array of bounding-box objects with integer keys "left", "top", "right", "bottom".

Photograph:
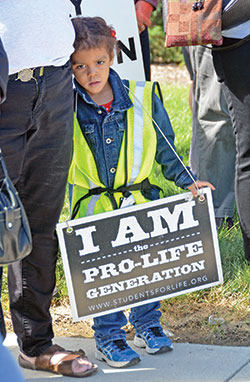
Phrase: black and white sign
[{"left": 57, "top": 188, "right": 223, "bottom": 321}]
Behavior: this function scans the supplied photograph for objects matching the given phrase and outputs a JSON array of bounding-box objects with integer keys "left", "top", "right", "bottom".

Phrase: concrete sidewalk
[{"left": 4, "top": 334, "right": 250, "bottom": 382}]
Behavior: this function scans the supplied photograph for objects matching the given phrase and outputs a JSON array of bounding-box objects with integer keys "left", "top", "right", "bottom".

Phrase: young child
[{"left": 69, "top": 16, "right": 214, "bottom": 368}]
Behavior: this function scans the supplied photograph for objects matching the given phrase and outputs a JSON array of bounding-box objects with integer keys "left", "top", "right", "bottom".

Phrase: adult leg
[
  {"left": 0, "top": 63, "right": 74, "bottom": 356},
  {"left": 189, "top": 46, "right": 235, "bottom": 221},
  {"left": 213, "top": 38, "right": 250, "bottom": 261},
  {"left": 0, "top": 76, "right": 38, "bottom": 345}
]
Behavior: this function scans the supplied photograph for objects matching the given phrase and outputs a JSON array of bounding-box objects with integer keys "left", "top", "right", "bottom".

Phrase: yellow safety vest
[{"left": 69, "top": 80, "right": 163, "bottom": 219}]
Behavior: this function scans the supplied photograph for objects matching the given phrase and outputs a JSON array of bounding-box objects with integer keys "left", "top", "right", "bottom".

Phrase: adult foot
[{"left": 19, "top": 344, "right": 98, "bottom": 377}]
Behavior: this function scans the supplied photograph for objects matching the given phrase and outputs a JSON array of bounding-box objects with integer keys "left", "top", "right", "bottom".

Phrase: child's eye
[
  {"left": 76, "top": 64, "right": 86, "bottom": 70},
  {"left": 97, "top": 60, "right": 105, "bottom": 65}
]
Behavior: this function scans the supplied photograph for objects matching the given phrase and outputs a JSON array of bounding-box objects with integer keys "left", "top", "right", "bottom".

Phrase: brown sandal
[{"left": 18, "top": 344, "right": 98, "bottom": 378}]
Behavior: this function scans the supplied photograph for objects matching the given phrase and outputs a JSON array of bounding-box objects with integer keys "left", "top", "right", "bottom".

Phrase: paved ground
[{"left": 4, "top": 334, "right": 250, "bottom": 382}]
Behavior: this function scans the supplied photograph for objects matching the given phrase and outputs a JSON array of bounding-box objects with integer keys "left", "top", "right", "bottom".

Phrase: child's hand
[{"left": 187, "top": 180, "right": 215, "bottom": 197}]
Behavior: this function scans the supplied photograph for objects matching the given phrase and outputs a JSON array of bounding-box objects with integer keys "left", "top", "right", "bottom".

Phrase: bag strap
[
  {"left": 0, "top": 149, "right": 9, "bottom": 180},
  {"left": 204, "top": 33, "right": 250, "bottom": 52},
  {"left": 0, "top": 149, "right": 18, "bottom": 208},
  {"left": 70, "top": 0, "right": 82, "bottom": 15}
]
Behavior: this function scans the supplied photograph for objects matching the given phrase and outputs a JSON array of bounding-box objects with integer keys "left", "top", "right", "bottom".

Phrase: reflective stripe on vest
[
  {"left": 130, "top": 82, "right": 144, "bottom": 183},
  {"left": 86, "top": 194, "right": 101, "bottom": 216},
  {"left": 69, "top": 80, "right": 160, "bottom": 217}
]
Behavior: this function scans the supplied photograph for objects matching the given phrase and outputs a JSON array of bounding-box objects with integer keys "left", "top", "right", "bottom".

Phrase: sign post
[{"left": 57, "top": 188, "right": 223, "bottom": 321}]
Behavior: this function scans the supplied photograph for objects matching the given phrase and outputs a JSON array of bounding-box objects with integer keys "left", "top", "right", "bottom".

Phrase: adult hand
[
  {"left": 135, "top": 1, "right": 154, "bottom": 33},
  {"left": 187, "top": 180, "right": 215, "bottom": 197}
]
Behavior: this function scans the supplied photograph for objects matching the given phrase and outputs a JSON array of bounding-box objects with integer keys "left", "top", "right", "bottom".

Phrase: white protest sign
[
  {"left": 57, "top": 188, "right": 223, "bottom": 321},
  {"left": 74, "top": 0, "right": 145, "bottom": 80}
]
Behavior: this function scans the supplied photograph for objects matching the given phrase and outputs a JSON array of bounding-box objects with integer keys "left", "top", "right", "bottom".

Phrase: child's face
[{"left": 71, "top": 46, "right": 113, "bottom": 99}]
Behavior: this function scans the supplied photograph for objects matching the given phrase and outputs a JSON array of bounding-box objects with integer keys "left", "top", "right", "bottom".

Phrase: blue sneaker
[
  {"left": 134, "top": 326, "right": 174, "bottom": 354},
  {"left": 95, "top": 339, "right": 141, "bottom": 368}
]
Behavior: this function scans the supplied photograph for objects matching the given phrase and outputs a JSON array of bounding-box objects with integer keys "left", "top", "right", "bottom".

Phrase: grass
[{"left": 1, "top": 84, "right": 249, "bottom": 323}]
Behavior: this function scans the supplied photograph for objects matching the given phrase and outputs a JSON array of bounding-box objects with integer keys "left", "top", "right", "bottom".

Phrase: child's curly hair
[{"left": 72, "top": 17, "right": 116, "bottom": 58}]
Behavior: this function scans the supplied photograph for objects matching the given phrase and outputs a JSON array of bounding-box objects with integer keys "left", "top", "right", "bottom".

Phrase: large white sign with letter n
[
  {"left": 57, "top": 188, "right": 223, "bottom": 321},
  {"left": 73, "top": 0, "right": 145, "bottom": 81}
]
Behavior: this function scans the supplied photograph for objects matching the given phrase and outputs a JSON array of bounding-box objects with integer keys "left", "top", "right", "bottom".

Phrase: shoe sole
[
  {"left": 134, "top": 336, "right": 174, "bottom": 354},
  {"left": 95, "top": 349, "right": 141, "bottom": 368}
]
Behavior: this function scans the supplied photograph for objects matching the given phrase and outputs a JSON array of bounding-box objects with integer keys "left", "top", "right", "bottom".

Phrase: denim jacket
[{"left": 74, "top": 68, "right": 196, "bottom": 200}]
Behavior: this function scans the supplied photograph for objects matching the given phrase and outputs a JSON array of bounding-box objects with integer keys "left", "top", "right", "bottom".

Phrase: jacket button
[
  {"left": 106, "top": 138, "right": 113, "bottom": 144},
  {"left": 97, "top": 110, "right": 102, "bottom": 114},
  {"left": 110, "top": 167, "right": 116, "bottom": 174}
]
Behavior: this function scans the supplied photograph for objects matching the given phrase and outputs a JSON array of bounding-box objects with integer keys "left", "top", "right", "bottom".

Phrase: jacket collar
[{"left": 74, "top": 68, "right": 133, "bottom": 112}]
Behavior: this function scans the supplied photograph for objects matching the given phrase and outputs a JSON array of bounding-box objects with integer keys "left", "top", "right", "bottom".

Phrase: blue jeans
[
  {"left": 0, "top": 62, "right": 74, "bottom": 356},
  {"left": 213, "top": 37, "right": 250, "bottom": 261},
  {"left": 93, "top": 301, "right": 161, "bottom": 346}
]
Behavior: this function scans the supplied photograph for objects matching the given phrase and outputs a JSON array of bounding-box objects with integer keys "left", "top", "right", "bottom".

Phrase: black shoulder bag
[{"left": 0, "top": 150, "right": 32, "bottom": 265}]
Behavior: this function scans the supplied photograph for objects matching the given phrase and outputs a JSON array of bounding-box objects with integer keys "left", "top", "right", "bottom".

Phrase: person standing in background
[
  {"left": 163, "top": 0, "right": 236, "bottom": 228},
  {"left": 0, "top": 35, "right": 25, "bottom": 382},
  {"left": 0, "top": 1, "right": 97, "bottom": 377},
  {"left": 134, "top": 0, "right": 158, "bottom": 80},
  {"left": 185, "top": 46, "right": 236, "bottom": 228},
  {"left": 212, "top": 0, "right": 250, "bottom": 261}
]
